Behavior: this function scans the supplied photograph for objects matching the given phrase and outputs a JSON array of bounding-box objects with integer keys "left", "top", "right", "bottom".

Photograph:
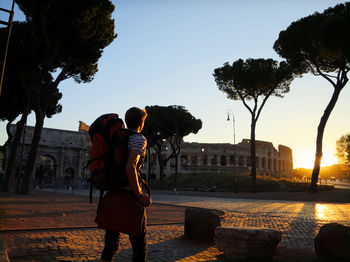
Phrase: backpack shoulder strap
[{"left": 124, "top": 130, "right": 151, "bottom": 196}]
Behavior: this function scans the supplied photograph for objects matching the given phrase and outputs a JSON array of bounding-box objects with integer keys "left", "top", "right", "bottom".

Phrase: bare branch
[
  {"left": 256, "top": 91, "right": 273, "bottom": 122},
  {"left": 252, "top": 96, "right": 258, "bottom": 114},
  {"left": 237, "top": 92, "right": 253, "bottom": 115},
  {"left": 53, "top": 65, "right": 71, "bottom": 87},
  {"left": 315, "top": 65, "right": 337, "bottom": 89},
  {"left": 339, "top": 69, "right": 349, "bottom": 89}
]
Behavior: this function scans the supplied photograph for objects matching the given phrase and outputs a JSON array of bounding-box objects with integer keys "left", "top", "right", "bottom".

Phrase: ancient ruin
[{"left": 3, "top": 124, "right": 293, "bottom": 189}]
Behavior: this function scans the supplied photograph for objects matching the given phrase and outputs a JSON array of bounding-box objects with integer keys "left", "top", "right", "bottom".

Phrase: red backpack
[
  {"left": 87, "top": 114, "right": 131, "bottom": 201},
  {"left": 87, "top": 113, "right": 150, "bottom": 204}
]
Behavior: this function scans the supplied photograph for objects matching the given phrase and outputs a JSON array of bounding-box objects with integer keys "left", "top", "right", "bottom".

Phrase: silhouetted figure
[{"left": 98, "top": 107, "right": 152, "bottom": 262}]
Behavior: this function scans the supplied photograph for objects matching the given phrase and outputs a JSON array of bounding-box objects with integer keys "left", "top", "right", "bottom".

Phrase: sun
[{"left": 295, "top": 151, "right": 338, "bottom": 169}]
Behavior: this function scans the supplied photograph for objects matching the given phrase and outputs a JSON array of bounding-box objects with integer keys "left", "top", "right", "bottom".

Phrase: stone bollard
[
  {"left": 314, "top": 223, "right": 350, "bottom": 261},
  {"left": 184, "top": 207, "right": 225, "bottom": 242},
  {"left": 215, "top": 226, "right": 282, "bottom": 259}
]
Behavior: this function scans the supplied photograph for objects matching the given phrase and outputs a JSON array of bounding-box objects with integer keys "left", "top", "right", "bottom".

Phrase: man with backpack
[{"left": 96, "top": 107, "right": 152, "bottom": 262}]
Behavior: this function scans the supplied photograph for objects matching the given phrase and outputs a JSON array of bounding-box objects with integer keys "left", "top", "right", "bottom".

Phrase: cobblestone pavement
[
  {"left": 1, "top": 190, "right": 349, "bottom": 261},
  {"left": 153, "top": 194, "right": 350, "bottom": 250}
]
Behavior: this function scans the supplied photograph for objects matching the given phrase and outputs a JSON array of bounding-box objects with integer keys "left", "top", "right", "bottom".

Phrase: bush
[{"left": 156, "top": 172, "right": 333, "bottom": 192}]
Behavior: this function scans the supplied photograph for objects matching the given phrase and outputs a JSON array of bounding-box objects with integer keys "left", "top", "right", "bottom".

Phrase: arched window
[
  {"left": 220, "top": 155, "right": 227, "bottom": 166},
  {"left": 278, "top": 160, "right": 281, "bottom": 171},
  {"left": 170, "top": 157, "right": 176, "bottom": 167},
  {"left": 238, "top": 155, "right": 244, "bottom": 167},
  {"left": 229, "top": 155, "right": 235, "bottom": 166},
  {"left": 181, "top": 155, "right": 188, "bottom": 166},
  {"left": 191, "top": 155, "right": 197, "bottom": 165},
  {"left": 64, "top": 167, "right": 75, "bottom": 185},
  {"left": 247, "top": 156, "right": 251, "bottom": 167},
  {"left": 35, "top": 155, "right": 56, "bottom": 186},
  {"left": 202, "top": 155, "right": 208, "bottom": 165},
  {"left": 211, "top": 155, "right": 217, "bottom": 166}
]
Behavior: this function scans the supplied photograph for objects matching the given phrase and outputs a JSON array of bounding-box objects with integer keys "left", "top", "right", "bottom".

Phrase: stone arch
[
  {"left": 202, "top": 155, "right": 208, "bottom": 165},
  {"left": 262, "top": 157, "right": 266, "bottom": 169},
  {"left": 64, "top": 167, "right": 75, "bottom": 185},
  {"left": 191, "top": 155, "right": 197, "bottom": 165},
  {"left": 170, "top": 156, "right": 176, "bottom": 167},
  {"left": 220, "top": 155, "right": 227, "bottom": 166},
  {"left": 35, "top": 155, "right": 56, "bottom": 186},
  {"left": 247, "top": 156, "right": 251, "bottom": 167},
  {"left": 268, "top": 159, "right": 272, "bottom": 170},
  {"left": 181, "top": 155, "right": 188, "bottom": 166},
  {"left": 278, "top": 160, "right": 281, "bottom": 172},
  {"left": 256, "top": 157, "right": 260, "bottom": 168},
  {"left": 238, "top": 155, "right": 244, "bottom": 167},
  {"left": 211, "top": 155, "right": 217, "bottom": 166},
  {"left": 229, "top": 155, "right": 235, "bottom": 166}
]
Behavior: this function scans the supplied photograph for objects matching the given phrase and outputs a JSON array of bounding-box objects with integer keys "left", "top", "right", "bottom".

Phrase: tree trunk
[
  {"left": 174, "top": 153, "right": 179, "bottom": 189},
  {"left": 310, "top": 86, "right": 343, "bottom": 193},
  {"left": 250, "top": 118, "right": 257, "bottom": 193},
  {"left": 146, "top": 147, "right": 151, "bottom": 183},
  {"left": 2, "top": 113, "right": 28, "bottom": 192},
  {"left": 157, "top": 152, "right": 164, "bottom": 188},
  {"left": 0, "top": 120, "right": 14, "bottom": 170},
  {"left": 20, "top": 109, "right": 45, "bottom": 194}
]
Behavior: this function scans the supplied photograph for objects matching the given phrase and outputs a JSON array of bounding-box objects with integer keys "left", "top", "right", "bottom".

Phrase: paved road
[
  {"left": 153, "top": 193, "right": 350, "bottom": 221},
  {"left": 328, "top": 181, "right": 350, "bottom": 190},
  {"left": 153, "top": 193, "right": 350, "bottom": 250},
  {"left": 52, "top": 188, "right": 350, "bottom": 224},
  {"left": 1, "top": 189, "right": 350, "bottom": 261}
]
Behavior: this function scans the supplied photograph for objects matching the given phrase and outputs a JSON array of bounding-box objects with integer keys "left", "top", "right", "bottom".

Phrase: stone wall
[
  {"left": 7, "top": 125, "right": 90, "bottom": 189},
  {"left": 146, "top": 139, "right": 293, "bottom": 179},
  {"left": 5, "top": 125, "right": 293, "bottom": 188}
]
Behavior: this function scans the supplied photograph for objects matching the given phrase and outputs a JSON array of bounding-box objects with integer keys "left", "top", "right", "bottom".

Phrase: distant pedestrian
[{"left": 98, "top": 107, "right": 152, "bottom": 262}]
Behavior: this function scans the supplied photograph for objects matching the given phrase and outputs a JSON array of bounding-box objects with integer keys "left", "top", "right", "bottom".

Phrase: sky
[{"left": 0, "top": 0, "right": 349, "bottom": 169}]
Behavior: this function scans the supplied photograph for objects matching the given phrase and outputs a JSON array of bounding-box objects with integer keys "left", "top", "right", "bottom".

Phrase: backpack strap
[
  {"left": 138, "top": 174, "right": 151, "bottom": 196},
  {"left": 125, "top": 130, "right": 151, "bottom": 196},
  {"left": 89, "top": 182, "right": 93, "bottom": 203},
  {"left": 96, "top": 190, "right": 104, "bottom": 214},
  {"left": 83, "top": 155, "right": 104, "bottom": 169},
  {"left": 88, "top": 185, "right": 105, "bottom": 212}
]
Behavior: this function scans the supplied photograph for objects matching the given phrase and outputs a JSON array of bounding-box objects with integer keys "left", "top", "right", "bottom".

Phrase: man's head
[{"left": 125, "top": 107, "right": 148, "bottom": 132}]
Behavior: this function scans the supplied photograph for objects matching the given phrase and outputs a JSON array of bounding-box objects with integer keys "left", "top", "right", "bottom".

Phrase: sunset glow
[
  {"left": 295, "top": 151, "right": 338, "bottom": 169},
  {"left": 315, "top": 204, "right": 329, "bottom": 220},
  {"left": 0, "top": 0, "right": 349, "bottom": 173}
]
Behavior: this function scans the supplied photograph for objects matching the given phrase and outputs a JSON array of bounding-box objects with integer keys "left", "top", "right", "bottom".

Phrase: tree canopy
[
  {"left": 0, "top": 22, "right": 37, "bottom": 123},
  {"left": 336, "top": 134, "right": 350, "bottom": 167},
  {"left": 214, "top": 58, "right": 294, "bottom": 192},
  {"left": 0, "top": 21, "right": 62, "bottom": 192},
  {"left": 274, "top": 3, "right": 350, "bottom": 75},
  {"left": 16, "top": 0, "right": 116, "bottom": 83},
  {"left": 0, "top": 21, "right": 63, "bottom": 121},
  {"left": 1, "top": 0, "right": 116, "bottom": 194},
  {"left": 274, "top": 2, "right": 350, "bottom": 192},
  {"left": 214, "top": 58, "right": 293, "bottom": 101},
  {"left": 143, "top": 105, "right": 202, "bottom": 146},
  {"left": 142, "top": 105, "right": 202, "bottom": 187}
]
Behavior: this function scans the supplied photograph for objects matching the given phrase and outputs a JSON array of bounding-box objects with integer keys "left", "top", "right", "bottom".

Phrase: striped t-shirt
[{"left": 128, "top": 133, "right": 147, "bottom": 156}]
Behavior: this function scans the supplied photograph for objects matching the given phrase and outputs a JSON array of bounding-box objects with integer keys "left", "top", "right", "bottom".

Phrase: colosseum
[
  {"left": 2, "top": 124, "right": 293, "bottom": 189},
  {"left": 148, "top": 139, "right": 293, "bottom": 178}
]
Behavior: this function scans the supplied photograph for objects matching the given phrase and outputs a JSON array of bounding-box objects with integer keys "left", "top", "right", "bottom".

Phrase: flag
[{"left": 79, "top": 121, "right": 90, "bottom": 132}]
